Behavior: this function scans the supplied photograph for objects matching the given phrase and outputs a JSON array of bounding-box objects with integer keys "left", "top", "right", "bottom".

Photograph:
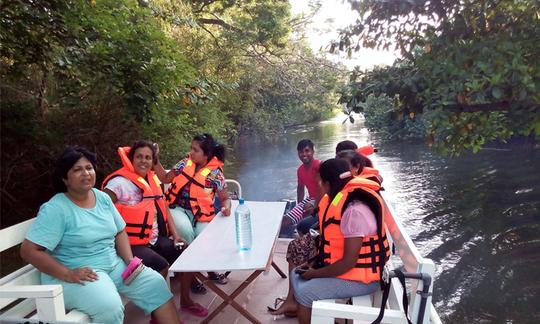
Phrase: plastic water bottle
[{"left": 235, "top": 198, "right": 252, "bottom": 251}]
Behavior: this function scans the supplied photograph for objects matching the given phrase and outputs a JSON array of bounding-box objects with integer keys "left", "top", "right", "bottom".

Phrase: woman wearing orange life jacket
[
  {"left": 292, "top": 158, "right": 390, "bottom": 324},
  {"left": 103, "top": 140, "right": 209, "bottom": 318}
]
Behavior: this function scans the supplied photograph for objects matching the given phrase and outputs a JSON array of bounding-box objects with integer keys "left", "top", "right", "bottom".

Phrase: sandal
[
  {"left": 266, "top": 297, "right": 285, "bottom": 312},
  {"left": 267, "top": 297, "right": 297, "bottom": 317},
  {"left": 208, "top": 272, "right": 229, "bottom": 285},
  {"left": 180, "top": 303, "right": 209, "bottom": 317},
  {"left": 190, "top": 280, "right": 207, "bottom": 295}
]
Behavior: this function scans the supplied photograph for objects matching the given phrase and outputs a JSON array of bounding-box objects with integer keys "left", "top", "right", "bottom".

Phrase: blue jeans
[
  {"left": 291, "top": 271, "right": 378, "bottom": 307},
  {"left": 169, "top": 207, "right": 209, "bottom": 244}
]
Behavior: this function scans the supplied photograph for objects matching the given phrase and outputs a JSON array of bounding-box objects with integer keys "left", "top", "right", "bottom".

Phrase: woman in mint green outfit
[{"left": 20, "top": 146, "right": 181, "bottom": 324}]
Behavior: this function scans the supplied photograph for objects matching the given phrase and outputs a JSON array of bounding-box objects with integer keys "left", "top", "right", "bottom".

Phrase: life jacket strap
[
  {"left": 322, "top": 217, "right": 340, "bottom": 228},
  {"left": 316, "top": 202, "right": 333, "bottom": 267},
  {"left": 371, "top": 282, "right": 390, "bottom": 324},
  {"left": 180, "top": 170, "right": 205, "bottom": 189},
  {"left": 354, "top": 262, "right": 385, "bottom": 268},
  {"left": 154, "top": 201, "right": 168, "bottom": 237},
  {"left": 165, "top": 182, "right": 178, "bottom": 202},
  {"left": 371, "top": 269, "right": 412, "bottom": 324},
  {"left": 142, "top": 194, "right": 163, "bottom": 200},
  {"left": 369, "top": 238, "right": 377, "bottom": 273},
  {"left": 322, "top": 240, "right": 388, "bottom": 271},
  {"left": 125, "top": 211, "right": 151, "bottom": 239},
  {"left": 361, "top": 234, "right": 388, "bottom": 247},
  {"left": 126, "top": 232, "right": 150, "bottom": 239},
  {"left": 192, "top": 204, "right": 215, "bottom": 221},
  {"left": 166, "top": 170, "right": 206, "bottom": 205}
]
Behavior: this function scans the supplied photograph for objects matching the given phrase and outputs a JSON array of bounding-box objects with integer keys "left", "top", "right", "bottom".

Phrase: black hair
[
  {"left": 52, "top": 146, "right": 97, "bottom": 193},
  {"left": 336, "top": 150, "right": 365, "bottom": 174},
  {"left": 128, "top": 140, "right": 157, "bottom": 165},
  {"left": 297, "top": 139, "right": 314, "bottom": 151},
  {"left": 363, "top": 156, "right": 374, "bottom": 168},
  {"left": 335, "top": 140, "right": 358, "bottom": 154},
  {"left": 193, "top": 133, "right": 226, "bottom": 162},
  {"left": 319, "top": 158, "right": 352, "bottom": 199}
]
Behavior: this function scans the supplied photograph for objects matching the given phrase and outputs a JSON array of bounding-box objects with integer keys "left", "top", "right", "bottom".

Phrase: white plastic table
[{"left": 169, "top": 200, "right": 287, "bottom": 323}]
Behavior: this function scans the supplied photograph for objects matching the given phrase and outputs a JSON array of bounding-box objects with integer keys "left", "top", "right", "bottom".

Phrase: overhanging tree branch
[
  {"left": 193, "top": 0, "right": 216, "bottom": 14},
  {"left": 199, "top": 24, "right": 222, "bottom": 48},
  {"left": 197, "top": 17, "right": 241, "bottom": 32}
]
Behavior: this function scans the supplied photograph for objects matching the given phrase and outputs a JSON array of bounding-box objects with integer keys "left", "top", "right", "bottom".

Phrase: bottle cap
[{"left": 239, "top": 198, "right": 245, "bottom": 204}]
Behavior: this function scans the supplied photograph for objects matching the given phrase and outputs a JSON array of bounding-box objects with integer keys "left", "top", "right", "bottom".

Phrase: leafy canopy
[{"left": 339, "top": 0, "right": 539, "bottom": 155}]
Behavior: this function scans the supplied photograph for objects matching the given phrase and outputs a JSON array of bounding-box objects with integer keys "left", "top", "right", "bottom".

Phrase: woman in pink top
[{"left": 269, "top": 149, "right": 371, "bottom": 317}]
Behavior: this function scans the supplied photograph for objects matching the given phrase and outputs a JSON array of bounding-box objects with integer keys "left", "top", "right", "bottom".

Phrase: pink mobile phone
[{"left": 122, "top": 257, "right": 144, "bottom": 285}]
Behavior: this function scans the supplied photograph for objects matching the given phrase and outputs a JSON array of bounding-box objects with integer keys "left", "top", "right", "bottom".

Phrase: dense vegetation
[
  {"left": 339, "top": 0, "right": 539, "bottom": 155},
  {"left": 0, "top": 0, "right": 346, "bottom": 224},
  {"left": 3, "top": 0, "right": 538, "bottom": 224}
]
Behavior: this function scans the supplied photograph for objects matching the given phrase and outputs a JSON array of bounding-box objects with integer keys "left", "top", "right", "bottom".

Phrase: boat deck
[{"left": 124, "top": 238, "right": 297, "bottom": 324}]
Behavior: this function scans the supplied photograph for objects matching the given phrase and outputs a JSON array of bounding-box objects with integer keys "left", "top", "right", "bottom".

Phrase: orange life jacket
[
  {"left": 318, "top": 177, "right": 390, "bottom": 283},
  {"left": 355, "top": 145, "right": 382, "bottom": 183},
  {"left": 165, "top": 156, "right": 224, "bottom": 223},
  {"left": 360, "top": 166, "right": 383, "bottom": 184},
  {"left": 102, "top": 147, "right": 168, "bottom": 246},
  {"left": 357, "top": 144, "right": 376, "bottom": 156}
]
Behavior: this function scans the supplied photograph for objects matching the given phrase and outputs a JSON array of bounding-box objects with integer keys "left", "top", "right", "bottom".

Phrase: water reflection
[{"left": 225, "top": 117, "right": 540, "bottom": 323}]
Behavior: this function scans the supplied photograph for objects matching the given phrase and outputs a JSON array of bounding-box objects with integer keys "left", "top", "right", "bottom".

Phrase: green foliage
[
  {"left": 190, "top": 0, "right": 291, "bottom": 52},
  {"left": 361, "top": 94, "right": 429, "bottom": 141},
  {"left": 361, "top": 94, "right": 395, "bottom": 138},
  {"left": 1, "top": 0, "right": 346, "bottom": 224},
  {"left": 339, "top": 0, "right": 539, "bottom": 155},
  {"left": 229, "top": 41, "right": 346, "bottom": 140}
]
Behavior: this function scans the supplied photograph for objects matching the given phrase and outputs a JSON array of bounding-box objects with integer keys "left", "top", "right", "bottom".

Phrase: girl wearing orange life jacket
[
  {"left": 355, "top": 145, "right": 384, "bottom": 184},
  {"left": 154, "top": 133, "right": 232, "bottom": 292},
  {"left": 336, "top": 149, "right": 383, "bottom": 184},
  {"left": 335, "top": 140, "right": 383, "bottom": 184},
  {"left": 291, "top": 158, "right": 390, "bottom": 324},
  {"left": 154, "top": 133, "right": 231, "bottom": 242},
  {"left": 103, "top": 140, "right": 209, "bottom": 318}
]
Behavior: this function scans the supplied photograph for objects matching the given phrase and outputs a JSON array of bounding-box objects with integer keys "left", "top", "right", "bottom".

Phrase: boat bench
[
  {"left": 311, "top": 191, "right": 443, "bottom": 324},
  {"left": 0, "top": 218, "right": 130, "bottom": 323}
]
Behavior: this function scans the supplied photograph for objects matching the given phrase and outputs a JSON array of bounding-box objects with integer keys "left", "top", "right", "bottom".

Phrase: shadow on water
[{"left": 225, "top": 116, "right": 540, "bottom": 323}]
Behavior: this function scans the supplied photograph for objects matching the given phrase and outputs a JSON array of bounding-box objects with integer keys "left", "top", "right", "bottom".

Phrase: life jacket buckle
[
  {"left": 382, "top": 263, "right": 392, "bottom": 284},
  {"left": 309, "top": 228, "right": 320, "bottom": 238}
]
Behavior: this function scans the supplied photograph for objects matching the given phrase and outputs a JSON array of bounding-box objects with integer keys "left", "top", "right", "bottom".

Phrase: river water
[{"left": 225, "top": 115, "right": 540, "bottom": 323}]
